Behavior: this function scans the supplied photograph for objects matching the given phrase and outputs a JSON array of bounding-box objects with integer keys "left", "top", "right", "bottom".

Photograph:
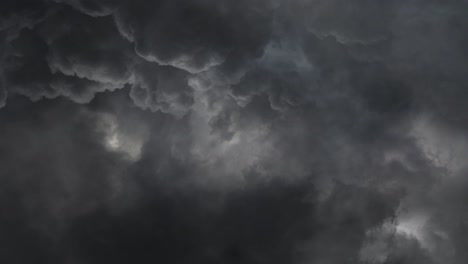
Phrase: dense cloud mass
[{"left": 1, "top": 0, "right": 468, "bottom": 263}]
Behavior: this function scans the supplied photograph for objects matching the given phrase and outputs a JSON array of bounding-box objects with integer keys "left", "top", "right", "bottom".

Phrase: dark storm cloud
[
  {"left": 61, "top": 178, "right": 316, "bottom": 264},
  {"left": 0, "top": 94, "right": 132, "bottom": 263},
  {"left": 113, "top": 0, "right": 277, "bottom": 73},
  {"left": 0, "top": 73, "right": 6, "bottom": 108},
  {"left": 298, "top": 0, "right": 396, "bottom": 44},
  {"left": 0, "top": 0, "right": 47, "bottom": 31},
  {"left": 130, "top": 62, "right": 193, "bottom": 117},
  {"left": 4, "top": 27, "right": 56, "bottom": 100},
  {"left": 39, "top": 9, "right": 134, "bottom": 86},
  {"left": 1, "top": 6, "right": 129, "bottom": 105},
  {"left": 1, "top": 0, "right": 468, "bottom": 264},
  {"left": 52, "top": 0, "right": 119, "bottom": 17}
]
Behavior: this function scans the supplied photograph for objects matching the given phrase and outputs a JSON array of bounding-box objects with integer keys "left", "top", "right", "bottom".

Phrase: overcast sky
[{"left": 1, "top": 0, "right": 468, "bottom": 263}]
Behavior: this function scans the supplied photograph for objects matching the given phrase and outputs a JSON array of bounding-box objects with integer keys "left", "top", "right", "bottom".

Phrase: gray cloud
[
  {"left": 113, "top": 0, "right": 276, "bottom": 73},
  {"left": 52, "top": 0, "right": 119, "bottom": 17},
  {"left": 1, "top": 0, "right": 468, "bottom": 263},
  {"left": 0, "top": 73, "right": 6, "bottom": 108},
  {"left": 130, "top": 62, "right": 193, "bottom": 117}
]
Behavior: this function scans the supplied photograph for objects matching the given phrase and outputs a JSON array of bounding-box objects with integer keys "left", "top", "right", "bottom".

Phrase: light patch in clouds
[
  {"left": 190, "top": 110, "right": 273, "bottom": 179},
  {"left": 395, "top": 212, "right": 430, "bottom": 247},
  {"left": 100, "top": 113, "right": 146, "bottom": 161},
  {"left": 359, "top": 221, "right": 396, "bottom": 264},
  {"left": 188, "top": 83, "right": 276, "bottom": 180},
  {"left": 360, "top": 214, "right": 432, "bottom": 264},
  {"left": 411, "top": 115, "right": 468, "bottom": 174}
]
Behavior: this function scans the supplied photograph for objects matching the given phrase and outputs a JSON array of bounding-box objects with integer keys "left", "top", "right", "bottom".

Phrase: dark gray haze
[{"left": 1, "top": 0, "right": 468, "bottom": 263}]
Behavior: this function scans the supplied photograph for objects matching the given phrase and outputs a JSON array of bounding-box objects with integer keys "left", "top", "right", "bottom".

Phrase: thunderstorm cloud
[{"left": 1, "top": 0, "right": 468, "bottom": 263}]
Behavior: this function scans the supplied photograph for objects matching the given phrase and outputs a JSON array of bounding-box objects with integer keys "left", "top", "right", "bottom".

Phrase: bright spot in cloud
[
  {"left": 395, "top": 212, "right": 430, "bottom": 248},
  {"left": 188, "top": 79, "right": 276, "bottom": 180},
  {"left": 100, "top": 113, "right": 146, "bottom": 161},
  {"left": 411, "top": 115, "right": 468, "bottom": 174}
]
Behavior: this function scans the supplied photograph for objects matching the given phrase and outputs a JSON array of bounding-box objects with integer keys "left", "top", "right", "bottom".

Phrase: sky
[{"left": 1, "top": 0, "right": 468, "bottom": 263}]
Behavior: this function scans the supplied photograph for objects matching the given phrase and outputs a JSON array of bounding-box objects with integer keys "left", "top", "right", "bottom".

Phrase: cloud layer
[{"left": 1, "top": 0, "right": 468, "bottom": 263}]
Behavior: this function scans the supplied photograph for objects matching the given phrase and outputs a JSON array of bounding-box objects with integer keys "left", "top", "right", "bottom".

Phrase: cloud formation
[{"left": 1, "top": 0, "right": 468, "bottom": 263}]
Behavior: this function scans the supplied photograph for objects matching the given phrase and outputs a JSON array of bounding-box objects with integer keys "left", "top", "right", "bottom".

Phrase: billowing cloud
[
  {"left": 130, "top": 62, "right": 193, "bottom": 117},
  {"left": 1, "top": 0, "right": 468, "bottom": 263},
  {"left": 113, "top": 0, "right": 276, "bottom": 73}
]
